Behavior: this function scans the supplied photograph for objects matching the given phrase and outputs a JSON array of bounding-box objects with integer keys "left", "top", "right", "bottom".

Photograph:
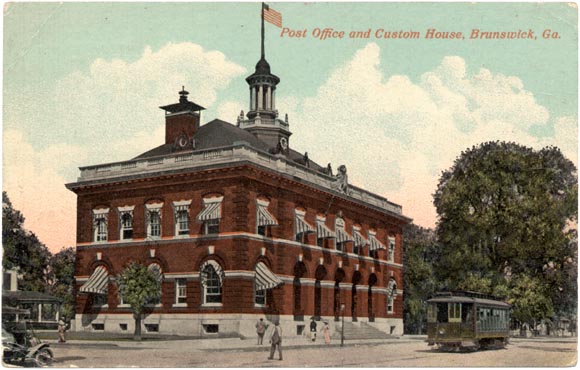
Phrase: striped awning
[
  {"left": 79, "top": 265, "right": 109, "bottom": 295},
  {"left": 255, "top": 262, "right": 283, "bottom": 291},
  {"left": 257, "top": 203, "right": 278, "bottom": 227},
  {"left": 316, "top": 220, "right": 335, "bottom": 239},
  {"left": 353, "top": 229, "right": 368, "bottom": 247},
  {"left": 369, "top": 234, "right": 386, "bottom": 251},
  {"left": 336, "top": 228, "right": 353, "bottom": 244},
  {"left": 148, "top": 263, "right": 163, "bottom": 282},
  {"left": 200, "top": 260, "right": 224, "bottom": 287},
  {"left": 197, "top": 199, "right": 222, "bottom": 222},
  {"left": 295, "top": 213, "right": 315, "bottom": 234}
]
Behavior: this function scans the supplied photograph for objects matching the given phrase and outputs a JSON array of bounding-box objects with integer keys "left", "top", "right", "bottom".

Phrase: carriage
[{"left": 426, "top": 291, "right": 510, "bottom": 350}]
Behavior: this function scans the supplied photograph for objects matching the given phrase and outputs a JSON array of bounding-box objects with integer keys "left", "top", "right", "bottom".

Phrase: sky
[{"left": 3, "top": 2, "right": 578, "bottom": 252}]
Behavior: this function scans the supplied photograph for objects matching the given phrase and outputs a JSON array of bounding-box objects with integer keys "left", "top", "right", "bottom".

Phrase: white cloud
[
  {"left": 281, "top": 43, "right": 576, "bottom": 228},
  {"left": 3, "top": 43, "right": 246, "bottom": 250}
]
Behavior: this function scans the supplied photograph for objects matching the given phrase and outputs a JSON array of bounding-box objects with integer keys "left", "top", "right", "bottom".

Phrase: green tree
[
  {"left": 2, "top": 191, "right": 51, "bottom": 292},
  {"left": 403, "top": 223, "right": 439, "bottom": 334},
  {"left": 47, "top": 247, "right": 76, "bottom": 322},
  {"left": 117, "top": 262, "right": 161, "bottom": 340},
  {"left": 433, "top": 142, "right": 577, "bottom": 322},
  {"left": 508, "top": 274, "right": 554, "bottom": 328}
]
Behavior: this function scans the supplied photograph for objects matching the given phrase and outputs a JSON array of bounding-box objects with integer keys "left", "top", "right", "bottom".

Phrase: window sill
[
  {"left": 254, "top": 304, "right": 267, "bottom": 308},
  {"left": 174, "top": 234, "right": 190, "bottom": 239},
  {"left": 117, "top": 304, "right": 130, "bottom": 308},
  {"left": 172, "top": 303, "right": 188, "bottom": 308},
  {"left": 92, "top": 304, "right": 109, "bottom": 309},
  {"left": 201, "top": 303, "right": 223, "bottom": 308}
]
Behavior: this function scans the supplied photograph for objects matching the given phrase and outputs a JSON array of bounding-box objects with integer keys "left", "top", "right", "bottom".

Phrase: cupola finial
[{"left": 179, "top": 86, "right": 189, "bottom": 103}]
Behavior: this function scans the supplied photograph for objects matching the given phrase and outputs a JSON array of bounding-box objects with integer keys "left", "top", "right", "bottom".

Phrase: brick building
[{"left": 67, "top": 42, "right": 411, "bottom": 338}]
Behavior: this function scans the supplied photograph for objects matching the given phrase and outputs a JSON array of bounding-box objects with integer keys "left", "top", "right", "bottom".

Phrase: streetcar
[{"left": 427, "top": 291, "right": 510, "bottom": 350}]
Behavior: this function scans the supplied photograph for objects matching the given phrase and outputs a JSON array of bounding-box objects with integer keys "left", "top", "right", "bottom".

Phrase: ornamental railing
[{"left": 76, "top": 144, "right": 402, "bottom": 215}]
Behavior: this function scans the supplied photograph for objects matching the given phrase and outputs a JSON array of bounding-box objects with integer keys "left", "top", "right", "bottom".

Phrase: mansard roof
[{"left": 134, "top": 118, "right": 327, "bottom": 174}]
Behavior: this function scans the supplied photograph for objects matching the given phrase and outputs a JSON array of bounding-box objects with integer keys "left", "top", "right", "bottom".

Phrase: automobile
[{"left": 2, "top": 307, "right": 54, "bottom": 367}]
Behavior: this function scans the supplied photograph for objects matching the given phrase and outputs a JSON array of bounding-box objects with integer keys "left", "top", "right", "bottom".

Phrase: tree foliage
[
  {"left": 2, "top": 191, "right": 51, "bottom": 292},
  {"left": 116, "top": 262, "right": 161, "bottom": 340},
  {"left": 433, "top": 141, "right": 577, "bottom": 323},
  {"left": 47, "top": 247, "right": 76, "bottom": 321},
  {"left": 403, "top": 223, "right": 439, "bottom": 334}
]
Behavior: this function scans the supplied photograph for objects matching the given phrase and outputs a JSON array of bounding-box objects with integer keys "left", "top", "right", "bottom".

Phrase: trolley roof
[{"left": 427, "top": 291, "right": 511, "bottom": 308}]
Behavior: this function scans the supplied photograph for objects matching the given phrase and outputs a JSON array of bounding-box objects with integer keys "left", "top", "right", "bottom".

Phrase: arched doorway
[
  {"left": 293, "top": 261, "right": 307, "bottom": 320},
  {"left": 314, "top": 265, "right": 327, "bottom": 320},
  {"left": 368, "top": 273, "right": 377, "bottom": 322},
  {"left": 334, "top": 268, "right": 345, "bottom": 321},
  {"left": 351, "top": 271, "right": 362, "bottom": 322}
]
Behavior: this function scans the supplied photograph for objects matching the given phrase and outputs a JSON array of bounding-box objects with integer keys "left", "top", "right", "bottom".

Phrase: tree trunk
[{"left": 134, "top": 313, "right": 142, "bottom": 341}]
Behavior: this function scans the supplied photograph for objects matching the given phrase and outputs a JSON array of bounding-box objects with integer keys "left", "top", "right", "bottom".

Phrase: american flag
[{"left": 263, "top": 4, "right": 282, "bottom": 28}]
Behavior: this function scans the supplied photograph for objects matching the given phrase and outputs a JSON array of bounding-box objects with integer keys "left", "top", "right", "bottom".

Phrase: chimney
[{"left": 159, "top": 87, "right": 205, "bottom": 145}]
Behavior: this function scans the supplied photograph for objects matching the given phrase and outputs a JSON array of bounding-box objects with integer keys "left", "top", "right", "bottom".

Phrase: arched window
[
  {"left": 120, "top": 213, "right": 133, "bottom": 240},
  {"left": 92, "top": 208, "right": 109, "bottom": 242},
  {"left": 146, "top": 203, "right": 163, "bottom": 239},
  {"left": 200, "top": 261, "right": 223, "bottom": 305},
  {"left": 95, "top": 218, "right": 107, "bottom": 242}
]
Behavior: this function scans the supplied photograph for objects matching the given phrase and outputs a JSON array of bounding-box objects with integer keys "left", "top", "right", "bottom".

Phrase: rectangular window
[
  {"left": 205, "top": 219, "right": 219, "bottom": 234},
  {"left": 145, "top": 324, "right": 159, "bottom": 332},
  {"left": 95, "top": 218, "right": 107, "bottom": 242},
  {"left": 255, "top": 289, "right": 266, "bottom": 305},
  {"left": 448, "top": 303, "right": 462, "bottom": 322},
  {"left": 336, "top": 242, "right": 345, "bottom": 253},
  {"left": 91, "top": 323, "right": 105, "bottom": 331},
  {"left": 257, "top": 225, "right": 267, "bottom": 237},
  {"left": 121, "top": 213, "right": 133, "bottom": 240},
  {"left": 317, "top": 238, "right": 324, "bottom": 247},
  {"left": 388, "top": 239, "right": 395, "bottom": 262},
  {"left": 175, "top": 279, "right": 187, "bottom": 304},
  {"left": 387, "top": 297, "right": 394, "bottom": 313},
  {"left": 370, "top": 250, "right": 379, "bottom": 259},
  {"left": 93, "top": 294, "right": 108, "bottom": 306},
  {"left": 148, "top": 211, "right": 161, "bottom": 238},
  {"left": 176, "top": 210, "right": 189, "bottom": 235}
]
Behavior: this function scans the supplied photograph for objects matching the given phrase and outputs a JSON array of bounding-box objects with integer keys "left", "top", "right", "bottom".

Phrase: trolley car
[{"left": 427, "top": 291, "right": 510, "bottom": 350}]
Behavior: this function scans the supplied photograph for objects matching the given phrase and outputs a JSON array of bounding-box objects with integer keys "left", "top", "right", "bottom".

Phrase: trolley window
[{"left": 449, "top": 302, "right": 461, "bottom": 323}]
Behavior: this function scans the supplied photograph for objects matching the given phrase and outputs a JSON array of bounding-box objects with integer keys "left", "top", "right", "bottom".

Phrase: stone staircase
[{"left": 332, "top": 321, "right": 394, "bottom": 340}]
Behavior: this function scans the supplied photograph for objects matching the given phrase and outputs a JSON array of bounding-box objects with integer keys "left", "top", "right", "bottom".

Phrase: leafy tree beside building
[
  {"left": 403, "top": 223, "right": 439, "bottom": 334},
  {"left": 433, "top": 141, "right": 577, "bottom": 328},
  {"left": 2, "top": 191, "right": 51, "bottom": 292},
  {"left": 117, "top": 262, "right": 161, "bottom": 340}
]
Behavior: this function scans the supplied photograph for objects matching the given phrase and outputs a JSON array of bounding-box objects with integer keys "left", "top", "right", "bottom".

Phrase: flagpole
[{"left": 261, "top": 2, "right": 265, "bottom": 59}]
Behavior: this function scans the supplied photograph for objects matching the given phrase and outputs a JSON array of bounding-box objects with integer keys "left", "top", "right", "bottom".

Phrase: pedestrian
[
  {"left": 268, "top": 321, "right": 282, "bottom": 361},
  {"left": 321, "top": 321, "right": 331, "bottom": 344},
  {"left": 58, "top": 319, "right": 67, "bottom": 343},
  {"left": 256, "top": 318, "right": 267, "bottom": 345},
  {"left": 309, "top": 317, "right": 317, "bottom": 342}
]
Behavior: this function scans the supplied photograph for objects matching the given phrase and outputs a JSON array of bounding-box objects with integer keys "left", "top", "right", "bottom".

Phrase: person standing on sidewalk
[
  {"left": 321, "top": 321, "right": 331, "bottom": 344},
  {"left": 309, "top": 317, "right": 317, "bottom": 342},
  {"left": 58, "top": 319, "right": 67, "bottom": 343},
  {"left": 256, "top": 318, "right": 267, "bottom": 345},
  {"left": 268, "top": 321, "right": 282, "bottom": 361}
]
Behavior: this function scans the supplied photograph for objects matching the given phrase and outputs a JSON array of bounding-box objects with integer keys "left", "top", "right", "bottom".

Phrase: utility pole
[{"left": 341, "top": 303, "right": 345, "bottom": 347}]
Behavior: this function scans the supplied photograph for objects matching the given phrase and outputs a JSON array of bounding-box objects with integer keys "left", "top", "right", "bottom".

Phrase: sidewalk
[{"left": 45, "top": 334, "right": 426, "bottom": 352}]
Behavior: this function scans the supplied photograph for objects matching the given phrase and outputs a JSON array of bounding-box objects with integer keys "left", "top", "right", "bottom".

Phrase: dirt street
[{"left": 48, "top": 337, "right": 576, "bottom": 367}]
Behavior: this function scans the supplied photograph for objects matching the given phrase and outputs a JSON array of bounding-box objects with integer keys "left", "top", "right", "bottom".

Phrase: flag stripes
[{"left": 263, "top": 6, "right": 282, "bottom": 28}]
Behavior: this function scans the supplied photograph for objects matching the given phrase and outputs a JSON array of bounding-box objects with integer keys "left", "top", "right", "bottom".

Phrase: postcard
[{"left": 2, "top": 2, "right": 577, "bottom": 367}]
